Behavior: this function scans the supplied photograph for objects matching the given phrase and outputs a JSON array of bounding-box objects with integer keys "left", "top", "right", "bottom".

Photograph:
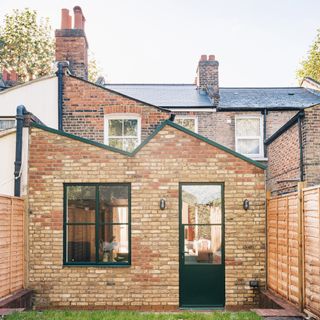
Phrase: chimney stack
[
  {"left": 196, "top": 54, "right": 219, "bottom": 104},
  {"left": 55, "top": 6, "right": 88, "bottom": 80}
]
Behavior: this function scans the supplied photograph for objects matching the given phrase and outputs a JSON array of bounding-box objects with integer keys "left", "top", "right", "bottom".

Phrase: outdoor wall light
[
  {"left": 243, "top": 199, "right": 250, "bottom": 210},
  {"left": 160, "top": 198, "right": 166, "bottom": 210},
  {"left": 249, "top": 280, "right": 259, "bottom": 288}
]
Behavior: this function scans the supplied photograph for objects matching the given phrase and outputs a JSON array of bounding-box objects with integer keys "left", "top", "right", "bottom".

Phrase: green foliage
[
  {"left": 88, "top": 51, "right": 103, "bottom": 83},
  {"left": 297, "top": 29, "right": 320, "bottom": 83},
  {"left": 6, "top": 310, "right": 262, "bottom": 320},
  {"left": 0, "top": 8, "right": 55, "bottom": 82}
]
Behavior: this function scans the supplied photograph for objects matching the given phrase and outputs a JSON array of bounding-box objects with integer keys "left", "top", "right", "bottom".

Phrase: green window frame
[{"left": 63, "top": 183, "right": 131, "bottom": 267}]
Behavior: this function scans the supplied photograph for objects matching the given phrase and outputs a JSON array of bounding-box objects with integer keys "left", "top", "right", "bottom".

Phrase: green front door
[{"left": 179, "top": 183, "right": 225, "bottom": 308}]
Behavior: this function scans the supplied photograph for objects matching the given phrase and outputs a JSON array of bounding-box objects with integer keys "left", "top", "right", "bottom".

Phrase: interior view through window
[
  {"left": 182, "top": 184, "right": 223, "bottom": 264},
  {"left": 65, "top": 184, "right": 130, "bottom": 264}
]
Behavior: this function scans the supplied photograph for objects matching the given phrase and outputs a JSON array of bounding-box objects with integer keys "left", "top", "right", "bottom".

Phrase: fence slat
[{"left": 0, "top": 195, "right": 24, "bottom": 299}]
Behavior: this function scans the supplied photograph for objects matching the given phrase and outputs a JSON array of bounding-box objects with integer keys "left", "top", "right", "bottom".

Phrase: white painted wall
[
  {"left": 0, "top": 128, "right": 29, "bottom": 196},
  {"left": 0, "top": 75, "right": 57, "bottom": 196},
  {"left": 0, "top": 75, "right": 58, "bottom": 128}
]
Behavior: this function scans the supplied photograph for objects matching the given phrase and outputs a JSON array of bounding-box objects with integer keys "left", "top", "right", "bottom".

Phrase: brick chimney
[
  {"left": 196, "top": 54, "right": 219, "bottom": 104},
  {"left": 55, "top": 6, "right": 88, "bottom": 80}
]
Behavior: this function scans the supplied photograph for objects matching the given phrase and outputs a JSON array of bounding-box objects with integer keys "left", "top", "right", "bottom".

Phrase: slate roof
[{"left": 105, "top": 84, "right": 320, "bottom": 110}]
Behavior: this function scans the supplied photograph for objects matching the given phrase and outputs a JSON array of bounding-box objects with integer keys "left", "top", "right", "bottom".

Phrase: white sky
[{"left": 1, "top": 0, "right": 320, "bottom": 86}]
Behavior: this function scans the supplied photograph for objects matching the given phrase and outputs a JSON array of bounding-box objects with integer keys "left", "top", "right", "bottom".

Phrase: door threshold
[{"left": 179, "top": 306, "right": 225, "bottom": 311}]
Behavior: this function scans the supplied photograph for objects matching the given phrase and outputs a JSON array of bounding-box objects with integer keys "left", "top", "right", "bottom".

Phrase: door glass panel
[
  {"left": 181, "top": 184, "right": 222, "bottom": 265},
  {"left": 182, "top": 185, "right": 221, "bottom": 224},
  {"left": 184, "top": 225, "right": 222, "bottom": 264}
]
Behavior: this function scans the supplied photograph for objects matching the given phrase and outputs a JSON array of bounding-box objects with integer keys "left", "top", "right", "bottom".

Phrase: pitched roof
[
  {"left": 31, "top": 120, "right": 266, "bottom": 170},
  {"left": 104, "top": 84, "right": 320, "bottom": 110}
]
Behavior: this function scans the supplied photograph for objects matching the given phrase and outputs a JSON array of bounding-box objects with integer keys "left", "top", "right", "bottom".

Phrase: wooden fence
[
  {"left": 267, "top": 183, "right": 320, "bottom": 318},
  {"left": 0, "top": 195, "right": 25, "bottom": 299}
]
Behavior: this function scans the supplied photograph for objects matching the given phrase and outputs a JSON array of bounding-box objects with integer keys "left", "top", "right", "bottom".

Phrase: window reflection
[{"left": 182, "top": 184, "right": 222, "bottom": 265}]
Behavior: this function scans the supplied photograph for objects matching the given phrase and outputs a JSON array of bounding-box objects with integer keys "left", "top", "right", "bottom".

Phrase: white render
[
  {"left": 0, "top": 75, "right": 58, "bottom": 128},
  {"left": 0, "top": 75, "right": 57, "bottom": 196}
]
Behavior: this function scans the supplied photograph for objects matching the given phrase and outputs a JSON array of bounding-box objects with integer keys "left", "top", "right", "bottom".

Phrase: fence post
[
  {"left": 266, "top": 191, "right": 271, "bottom": 290},
  {"left": 297, "top": 181, "right": 306, "bottom": 312}
]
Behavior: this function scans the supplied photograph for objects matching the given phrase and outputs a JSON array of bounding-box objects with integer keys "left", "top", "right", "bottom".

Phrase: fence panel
[
  {"left": 303, "top": 187, "right": 320, "bottom": 317},
  {"left": 267, "top": 185, "right": 320, "bottom": 318},
  {"left": 0, "top": 195, "right": 24, "bottom": 299}
]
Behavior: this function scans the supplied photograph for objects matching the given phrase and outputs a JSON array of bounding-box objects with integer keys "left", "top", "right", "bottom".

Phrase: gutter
[
  {"left": 14, "top": 105, "right": 27, "bottom": 197},
  {"left": 217, "top": 106, "right": 303, "bottom": 112}
]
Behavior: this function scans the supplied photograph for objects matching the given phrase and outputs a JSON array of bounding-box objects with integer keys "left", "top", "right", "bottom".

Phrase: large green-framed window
[{"left": 63, "top": 183, "right": 131, "bottom": 266}]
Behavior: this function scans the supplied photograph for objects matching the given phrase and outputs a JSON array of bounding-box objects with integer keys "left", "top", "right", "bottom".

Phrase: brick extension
[{"left": 27, "top": 122, "right": 265, "bottom": 309}]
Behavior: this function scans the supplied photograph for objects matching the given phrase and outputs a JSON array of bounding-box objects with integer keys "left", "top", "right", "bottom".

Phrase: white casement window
[
  {"left": 104, "top": 115, "right": 141, "bottom": 152},
  {"left": 235, "top": 115, "right": 263, "bottom": 158},
  {"left": 0, "top": 118, "right": 15, "bottom": 131},
  {"left": 175, "top": 115, "right": 198, "bottom": 133}
]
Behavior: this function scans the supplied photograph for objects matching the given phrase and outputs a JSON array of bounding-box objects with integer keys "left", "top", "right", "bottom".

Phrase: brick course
[{"left": 27, "top": 123, "right": 265, "bottom": 309}]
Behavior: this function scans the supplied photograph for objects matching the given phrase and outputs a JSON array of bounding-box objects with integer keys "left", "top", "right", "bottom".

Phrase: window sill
[
  {"left": 249, "top": 157, "right": 268, "bottom": 161},
  {"left": 63, "top": 263, "right": 131, "bottom": 268}
]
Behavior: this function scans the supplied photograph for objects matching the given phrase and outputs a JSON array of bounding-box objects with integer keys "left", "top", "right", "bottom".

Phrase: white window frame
[
  {"left": 174, "top": 115, "right": 198, "bottom": 133},
  {"left": 235, "top": 115, "right": 263, "bottom": 159},
  {"left": 104, "top": 114, "right": 141, "bottom": 151},
  {"left": 0, "top": 118, "right": 16, "bottom": 131}
]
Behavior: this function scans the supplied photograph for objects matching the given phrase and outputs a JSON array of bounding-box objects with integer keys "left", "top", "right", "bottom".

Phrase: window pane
[
  {"left": 182, "top": 185, "right": 222, "bottom": 224},
  {"left": 109, "top": 119, "right": 122, "bottom": 136},
  {"left": 123, "top": 138, "right": 138, "bottom": 152},
  {"left": 237, "top": 139, "right": 260, "bottom": 155},
  {"left": 99, "top": 185, "right": 129, "bottom": 223},
  {"left": 109, "top": 138, "right": 123, "bottom": 150},
  {"left": 176, "top": 118, "right": 196, "bottom": 132},
  {"left": 67, "top": 225, "right": 95, "bottom": 262},
  {"left": 124, "top": 119, "right": 138, "bottom": 136},
  {"left": 236, "top": 118, "right": 260, "bottom": 137},
  {"left": 99, "top": 225, "right": 129, "bottom": 263},
  {"left": 0, "top": 120, "right": 15, "bottom": 131},
  {"left": 67, "top": 186, "right": 96, "bottom": 223},
  {"left": 184, "top": 225, "right": 222, "bottom": 265}
]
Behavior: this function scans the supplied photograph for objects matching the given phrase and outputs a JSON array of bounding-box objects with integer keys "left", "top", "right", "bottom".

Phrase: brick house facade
[
  {"left": 27, "top": 121, "right": 265, "bottom": 309},
  {"left": 20, "top": 5, "right": 320, "bottom": 311},
  {"left": 266, "top": 104, "right": 320, "bottom": 195}
]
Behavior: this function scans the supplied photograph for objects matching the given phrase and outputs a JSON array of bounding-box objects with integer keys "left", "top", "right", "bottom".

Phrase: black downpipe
[
  {"left": 57, "top": 62, "right": 64, "bottom": 130},
  {"left": 298, "top": 114, "right": 304, "bottom": 182},
  {"left": 263, "top": 109, "right": 267, "bottom": 157},
  {"left": 14, "top": 105, "right": 26, "bottom": 197}
]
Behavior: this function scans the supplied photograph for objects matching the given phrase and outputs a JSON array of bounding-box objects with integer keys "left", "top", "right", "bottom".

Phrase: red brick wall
[
  {"left": 303, "top": 104, "right": 320, "bottom": 187},
  {"left": 28, "top": 123, "right": 265, "bottom": 309},
  {"left": 266, "top": 123, "right": 300, "bottom": 195},
  {"left": 62, "top": 75, "right": 170, "bottom": 142}
]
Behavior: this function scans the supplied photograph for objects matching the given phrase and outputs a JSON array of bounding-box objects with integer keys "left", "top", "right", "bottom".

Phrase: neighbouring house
[
  {"left": 266, "top": 90, "right": 320, "bottom": 195},
  {"left": 0, "top": 74, "right": 58, "bottom": 195},
  {"left": 3, "top": 4, "right": 320, "bottom": 311}
]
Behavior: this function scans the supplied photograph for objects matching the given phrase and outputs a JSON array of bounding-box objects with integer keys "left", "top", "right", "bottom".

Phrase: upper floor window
[
  {"left": 175, "top": 116, "right": 198, "bottom": 133},
  {"left": 104, "top": 115, "right": 141, "bottom": 152},
  {"left": 235, "top": 115, "right": 263, "bottom": 158},
  {"left": 0, "top": 118, "right": 15, "bottom": 131}
]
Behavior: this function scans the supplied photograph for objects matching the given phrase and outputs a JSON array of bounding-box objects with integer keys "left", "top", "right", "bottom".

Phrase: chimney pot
[
  {"left": 61, "top": 9, "right": 71, "bottom": 29},
  {"left": 200, "top": 55, "right": 207, "bottom": 61},
  {"left": 74, "top": 6, "right": 85, "bottom": 30},
  {"left": 208, "top": 55, "right": 215, "bottom": 61}
]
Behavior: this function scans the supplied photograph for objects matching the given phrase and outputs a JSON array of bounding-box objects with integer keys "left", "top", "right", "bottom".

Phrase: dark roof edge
[
  {"left": 217, "top": 106, "right": 303, "bottom": 112},
  {"left": 68, "top": 74, "right": 170, "bottom": 113},
  {"left": 265, "top": 111, "right": 304, "bottom": 145},
  {"left": 31, "top": 121, "right": 265, "bottom": 170},
  {"left": 162, "top": 106, "right": 215, "bottom": 109}
]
